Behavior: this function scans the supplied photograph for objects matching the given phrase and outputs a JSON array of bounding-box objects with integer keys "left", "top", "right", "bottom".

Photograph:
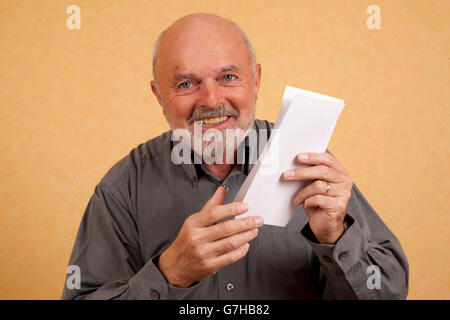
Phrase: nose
[{"left": 197, "top": 80, "right": 223, "bottom": 109}]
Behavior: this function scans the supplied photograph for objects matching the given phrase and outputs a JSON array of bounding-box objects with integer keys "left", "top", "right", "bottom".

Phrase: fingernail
[
  {"left": 283, "top": 171, "right": 294, "bottom": 179},
  {"left": 237, "top": 203, "right": 249, "bottom": 212},
  {"left": 255, "top": 216, "right": 264, "bottom": 226},
  {"left": 298, "top": 153, "right": 309, "bottom": 160}
]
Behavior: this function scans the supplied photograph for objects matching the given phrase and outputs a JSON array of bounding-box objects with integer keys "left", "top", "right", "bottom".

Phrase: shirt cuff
[
  {"left": 300, "top": 214, "right": 369, "bottom": 274},
  {"left": 128, "top": 255, "right": 201, "bottom": 300}
]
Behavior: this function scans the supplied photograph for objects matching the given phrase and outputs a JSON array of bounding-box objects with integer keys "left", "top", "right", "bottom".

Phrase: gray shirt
[{"left": 62, "top": 119, "right": 409, "bottom": 300}]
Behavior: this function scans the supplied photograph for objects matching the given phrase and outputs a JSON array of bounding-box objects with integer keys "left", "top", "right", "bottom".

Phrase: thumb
[
  {"left": 203, "top": 186, "right": 226, "bottom": 211},
  {"left": 194, "top": 187, "right": 226, "bottom": 227}
]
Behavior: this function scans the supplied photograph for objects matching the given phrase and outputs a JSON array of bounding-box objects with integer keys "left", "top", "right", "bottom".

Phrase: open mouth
[{"left": 197, "top": 115, "right": 231, "bottom": 127}]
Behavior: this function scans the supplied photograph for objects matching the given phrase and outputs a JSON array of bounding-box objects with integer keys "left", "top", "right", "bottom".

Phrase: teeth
[{"left": 201, "top": 116, "right": 228, "bottom": 126}]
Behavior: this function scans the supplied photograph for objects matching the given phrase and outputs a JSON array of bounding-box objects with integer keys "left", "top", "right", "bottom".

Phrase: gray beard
[{"left": 163, "top": 104, "right": 255, "bottom": 157}]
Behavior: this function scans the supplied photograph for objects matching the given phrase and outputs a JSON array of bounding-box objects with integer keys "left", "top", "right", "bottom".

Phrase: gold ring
[{"left": 325, "top": 183, "right": 330, "bottom": 196}]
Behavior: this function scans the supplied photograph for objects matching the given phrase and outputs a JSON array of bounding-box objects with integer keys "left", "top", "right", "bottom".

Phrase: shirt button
[
  {"left": 338, "top": 251, "right": 349, "bottom": 261},
  {"left": 151, "top": 289, "right": 160, "bottom": 300},
  {"left": 322, "top": 255, "right": 332, "bottom": 263},
  {"left": 222, "top": 185, "right": 230, "bottom": 192},
  {"left": 226, "top": 282, "right": 234, "bottom": 291}
]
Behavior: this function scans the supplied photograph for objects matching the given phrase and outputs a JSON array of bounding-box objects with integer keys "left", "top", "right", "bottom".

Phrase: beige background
[{"left": 0, "top": 0, "right": 448, "bottom": 299}]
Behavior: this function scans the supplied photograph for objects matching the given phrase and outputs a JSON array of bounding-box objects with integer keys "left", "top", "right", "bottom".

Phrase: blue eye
[
  {"left": 179, "top": 82, "right": 192, "bottom": 89},
  {"left": 223, "top": 74, "right": 236, "bottom": 81}
]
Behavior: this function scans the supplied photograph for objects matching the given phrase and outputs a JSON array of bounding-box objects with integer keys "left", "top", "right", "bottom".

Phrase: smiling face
[{"left": 151, "top": 14, "right": 261, "bottom": 154}]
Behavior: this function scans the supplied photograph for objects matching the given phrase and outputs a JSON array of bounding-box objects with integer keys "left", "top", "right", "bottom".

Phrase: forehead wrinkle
[
  {"left": 221, "top": 65, "right": 239, "bottom": 72},
  {"left": 153, "top": 13, "right": 257, "bottom": 84},
  {"left": 173, "top": 64, "right": 241, "bottom": 79},
  {"left": 161, "top": 30, "right": 249, "bottom": 74},
  {"left": 173, "top": 73, "right": 197, "bottom": 82}
]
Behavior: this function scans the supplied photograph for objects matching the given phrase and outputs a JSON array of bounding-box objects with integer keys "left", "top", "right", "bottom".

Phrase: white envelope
[{"left": 234, "top": 86, "right": 345, "bottom": 226}]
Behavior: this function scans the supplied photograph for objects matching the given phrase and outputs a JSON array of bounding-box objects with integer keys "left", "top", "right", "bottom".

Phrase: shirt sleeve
[
  {"left": 61, "top": 182, "right": 199, "bottom": 300},
  {"left": 300, "top": 183, "right": 409, "bottom": 300}
]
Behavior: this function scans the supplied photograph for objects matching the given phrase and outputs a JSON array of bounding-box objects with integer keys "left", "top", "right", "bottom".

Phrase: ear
[
  {"left": 254, "top": 63, "right": 262, "bottom": 100},
  {"left": 151, "top": 80, "right": 163, "bottom": 106}
]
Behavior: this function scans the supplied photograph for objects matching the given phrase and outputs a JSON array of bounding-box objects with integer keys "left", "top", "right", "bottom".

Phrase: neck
[
  {"left": 202, "top": 150, "right": 237, "bottom": 181},
  {"left": 203, "top": 162, "right": 235, "bottom": 181}
]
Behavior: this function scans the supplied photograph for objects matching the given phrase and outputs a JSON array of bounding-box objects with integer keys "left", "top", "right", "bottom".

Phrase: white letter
[
  {"left": 66, "top": 5, "right": 81, "bottom": 30},
  {"left": 226, "top": 128, "right": 247, "bottom": 164},
  {"left": 179, "top": 306, "right": 185, "bottom": 315},
  {"left": 66, "top": 265, "right": 81, "bottom": 289},
  {"left": 366, "top": 265, "right": 381, "bottom": 289},
  {"left": 366, "top": 5, "right": 381, "bottom": 30},
  {"left": 171, "top": 129, "right": 192, "bottom": 164},
  {"left": 192, "top": 122, "right": 203, "bottom": 164},
  {"left": 203, "top": 129, "right": 223, "bottom": 165}
]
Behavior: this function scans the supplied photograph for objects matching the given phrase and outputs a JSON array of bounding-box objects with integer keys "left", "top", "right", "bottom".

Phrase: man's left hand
[{"left": 283, "top": 152, "right": 353, "bottom": 244}]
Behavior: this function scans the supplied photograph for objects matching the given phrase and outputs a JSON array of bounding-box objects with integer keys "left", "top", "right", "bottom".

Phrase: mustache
[{"left": 187, "top": 105, "right": 239, "bottom": 125}]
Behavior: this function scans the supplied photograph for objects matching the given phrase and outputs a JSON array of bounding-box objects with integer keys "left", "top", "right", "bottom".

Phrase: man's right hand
[{"left": 156, "top": 186, "right": 264, "bottom": 288}]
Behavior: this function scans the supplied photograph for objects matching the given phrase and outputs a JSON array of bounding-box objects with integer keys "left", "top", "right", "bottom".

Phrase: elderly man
[{"left": 62, "top": 13, "right": 408, "bottom": 300}]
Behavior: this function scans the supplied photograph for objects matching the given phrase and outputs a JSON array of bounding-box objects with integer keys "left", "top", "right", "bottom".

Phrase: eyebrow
[
  {"left": 173, "top": 73, "right": 197, "bottom": 82},
  {"left": 172, "top": 65, "right": 241, "bottom": 83},
  {"left": 220, "top": 65, "right": 239, "bottom": 72}
]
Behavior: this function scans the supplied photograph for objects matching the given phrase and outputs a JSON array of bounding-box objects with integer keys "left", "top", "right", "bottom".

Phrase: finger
[
  {"left": 202, "top": 186, "right": 227, "bottom": 212},
  {"left": 211, "top": 242, "right": 250, "bottom": 271},
  {"left": 196, "top": 201, "right": 250, "bottom": 227},
  {"left": 296, "top": 152, "right": 348, "bottom": 174},
  {"left": 303, "top": 194, "right": 335, "bottom": 211},
  {"left": 283, "top": 165, "right": 344, "bottom": 183},
  {"left": 294, "top": 180, "right": 336, "bottom": 206},
  {"left": 208, "top": 228, "right": 258, "bottom": 257},
  {"left": 205, "top": 215, "right": 263, "bottom": 242}
]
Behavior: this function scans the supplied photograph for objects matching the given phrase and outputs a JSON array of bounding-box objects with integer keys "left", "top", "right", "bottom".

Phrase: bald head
[
  {"left": 152, "top": 13, "right": 256, "bottom": 86},
  {"left": 149, "top": 12, "right": 262, "bottom": 142}
]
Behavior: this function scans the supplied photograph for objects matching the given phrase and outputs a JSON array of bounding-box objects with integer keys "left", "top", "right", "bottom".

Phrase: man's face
[{"left": 151, "top": 17, "right": 261, "bottom": 154}]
